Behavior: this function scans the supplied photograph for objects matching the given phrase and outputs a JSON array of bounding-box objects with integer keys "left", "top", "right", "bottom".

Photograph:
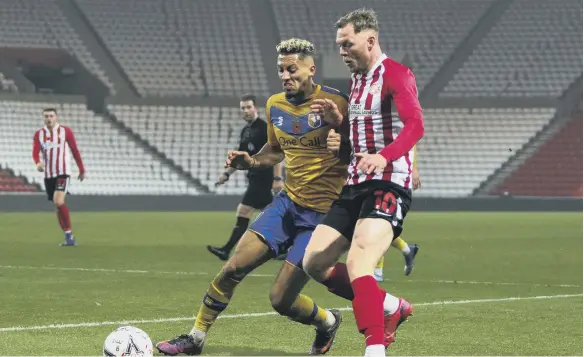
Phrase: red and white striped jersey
[
  {"left": 346, "top": 54, "right": 424, "bottom": 189},
  {"left": 32, "top": 124, "right": 85, "bottom": 179}
]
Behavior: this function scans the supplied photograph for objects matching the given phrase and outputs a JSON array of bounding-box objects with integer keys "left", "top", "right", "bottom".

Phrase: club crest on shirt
[
  {"left": 307, "top": 113, "right": 322, "bottom": 129},
  {"left": 369, "top": 83, "right": 381, "bottom": 95}
]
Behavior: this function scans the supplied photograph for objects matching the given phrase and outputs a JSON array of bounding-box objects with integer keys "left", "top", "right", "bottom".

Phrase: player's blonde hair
[
  {"left": 276, "top": 38, "right": 315, "bottom": 58},
  {"left": 335, "top": 8, "right": 379, "bottom": 33}
]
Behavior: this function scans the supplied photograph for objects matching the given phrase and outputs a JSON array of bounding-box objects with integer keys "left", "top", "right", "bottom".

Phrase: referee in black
[{"left": 208, "top": 94, "right": 284, "bottom": 260}]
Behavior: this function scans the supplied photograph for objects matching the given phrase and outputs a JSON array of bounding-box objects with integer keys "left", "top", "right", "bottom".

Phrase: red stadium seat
[{"left": 492, "top": 115, "right": 583, "bottom": 197}]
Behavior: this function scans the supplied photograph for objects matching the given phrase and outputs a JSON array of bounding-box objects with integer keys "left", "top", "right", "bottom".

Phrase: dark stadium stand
[
  {"left": 0, "top": 167, "right": 38, "bottom": 192},
  {"left": 491, "top": 112, "right": 583, "bottom": 197},
  {"left": 0, "top": 0, "right": 581, "bottom": 197}
]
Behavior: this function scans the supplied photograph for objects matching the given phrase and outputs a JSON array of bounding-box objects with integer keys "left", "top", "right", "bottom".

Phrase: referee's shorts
[{"left": 241, "top": 181, "right": 274, "bottom": 210}]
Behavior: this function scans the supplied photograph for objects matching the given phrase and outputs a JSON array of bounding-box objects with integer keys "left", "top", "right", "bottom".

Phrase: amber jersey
[{"left": 266, "top": 85, "right": 349, "bottom": 213}]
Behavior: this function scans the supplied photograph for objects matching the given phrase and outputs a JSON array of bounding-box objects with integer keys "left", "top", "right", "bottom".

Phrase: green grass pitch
[{"left": 0, "top": 211, "right": 581, "bottom": 356}]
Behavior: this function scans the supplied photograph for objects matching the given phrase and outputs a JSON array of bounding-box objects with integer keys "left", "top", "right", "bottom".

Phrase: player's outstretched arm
[
  {"left": 251, "top": 144, "right": 285, "bottom": 168},
  {"left": 225, "top": 144, "right": 284, "bottom": 170}
]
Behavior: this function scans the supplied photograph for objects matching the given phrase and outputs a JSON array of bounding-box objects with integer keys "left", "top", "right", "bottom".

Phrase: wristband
[{"left": 273, "top": 176, "right": 283, "bottom": 181}]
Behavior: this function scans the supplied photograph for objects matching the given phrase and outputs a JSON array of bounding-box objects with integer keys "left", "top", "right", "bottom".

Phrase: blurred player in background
[
  {"left": 374, "top": 145, "right": 420, "bottom": 282},
  {"left": 303, "top": 9, "right": 424, "bottom": 356},
  {"left": 156, "top": 38, "right": 348, "bottom": 356},
  {"left": 327, "top": 133, "right": 421, "bottom": 282},
  {"left": 207, "top": 94, "right": 284, "bottom": 261},
  {"left": 32, "top": 108, "right": 85, "bottom": 246}
]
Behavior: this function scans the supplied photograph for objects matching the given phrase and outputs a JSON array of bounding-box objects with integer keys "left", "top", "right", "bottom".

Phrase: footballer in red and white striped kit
[
  {"left": 303, "top": 9, "right": 424, "bottom": 357},
  {"left": 32, "top": 108, "right": 85, "bottom": 246}
]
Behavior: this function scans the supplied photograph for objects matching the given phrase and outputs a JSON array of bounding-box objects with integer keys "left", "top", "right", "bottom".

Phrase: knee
[
  {"left": 351, "top": 232, "right": 369, "bottom": 251},
  {"left": 302, "top": 251, "right": 332, "bottom": 283},
  {"left": 221, "top": 260, "right": 248, "bottom": 281},
  {"left": 269, "top": 288, "right": 292, "bottom": 316},
  {"left": 53, "top": 199, "right": 64, "bottom": 208}
]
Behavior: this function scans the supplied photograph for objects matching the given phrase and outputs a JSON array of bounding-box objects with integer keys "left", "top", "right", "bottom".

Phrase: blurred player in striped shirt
[{"left": 32, "top": 108, "right": 85, "bottom": 246}]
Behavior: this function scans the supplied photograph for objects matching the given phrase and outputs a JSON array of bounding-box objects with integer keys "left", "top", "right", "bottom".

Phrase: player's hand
[
  {"left": 36, "top": 162, "right": 44, "bottom": 172},
  {"left": 225, "top": 150, "right": 255, "bottom": 170},
  {"left": 354, "top": 152, "right": 387, "bottom": 175},
  {"left": 327, "top": 129, "right": 341, "bottom": 153},
  {"left": 78, "top": 172, "right": 85, "bottom": 182},
  {"left": 215, "top": 173, "right": 229, "bottom": 187},
  {"left": 310, "top": 99, "right": 342, "bottom": 127},
  {"left": 412, "top": 167, "right": 421, "bottom": 190},
  {"left": 272, "top": 177, "right": 284, "bottom": 194}
]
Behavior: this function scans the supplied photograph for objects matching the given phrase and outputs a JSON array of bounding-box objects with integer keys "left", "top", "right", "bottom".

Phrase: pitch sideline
[
  {"left": 0, "top": 265, "right": 580, "bottom": 288},
  {"left": 0, "top": 293, "right": 581, "bottom": 333}
]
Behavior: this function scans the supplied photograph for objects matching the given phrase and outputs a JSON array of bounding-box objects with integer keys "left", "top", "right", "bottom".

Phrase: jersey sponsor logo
[
  {"left": 248, "top": 142, "right": 255, "bottom": 151},
  {"left": 41, "top": 141, "right": 59, "bottom": 150},
  {"left": 278, "top": 135, "right": 324, "bottom": 148},
  {"left": 349, "top": 104, "right": 379, "bottom": 116},
  {"left": 307, "top": 113, "right": 322, "bottom": 129}
]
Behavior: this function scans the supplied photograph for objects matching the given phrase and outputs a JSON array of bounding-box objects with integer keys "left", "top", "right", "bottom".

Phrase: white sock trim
[
  {"left": 364, "top": 344, "right": 386, "bottom": 356},
  {"left": 383, "top": 293, "right": 400, "bottom": 315},
  {"left": 189, "top": 329, "right": 206, "bottom": 343}
]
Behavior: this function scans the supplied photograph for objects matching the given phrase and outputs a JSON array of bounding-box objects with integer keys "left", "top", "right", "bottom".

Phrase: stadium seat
[
  {"left": 271, "top": 0, "right": 492, "bottom": 92},
  {"left": 108, "top": 104, "right": 255, "bottom": 194},
  {"left": 490, "top": 113, "right": 583, "bottom": 197},
  {"left": 442, "top": 0, "right": 583, "bottom": 97},
  {"left": 0, "top": 72, "right": 18, "bottom": 93},
  {"left": 75, "top": 0, "right": 269, "bottom": 97},
  {"left": 0, "top": 101, "right": 197, "bottom": 195},
  {"left": 0, "top": 0, "right": 114, "bottom": 94},
  {"left": 415, "top": 107, "right": 556, "bottom": 197},
  {"left": 0, "top": 168, "right": 37, "bottom": 192}
]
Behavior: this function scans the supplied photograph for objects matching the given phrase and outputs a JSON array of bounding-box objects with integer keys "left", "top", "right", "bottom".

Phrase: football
[{"left": 103, "top": 325, "right": 153, "bottom": 357}]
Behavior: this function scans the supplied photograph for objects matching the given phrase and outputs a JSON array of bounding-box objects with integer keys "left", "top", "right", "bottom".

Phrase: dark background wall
[{"left": 0, "top": 194, "right": 581, "bottom": 212}]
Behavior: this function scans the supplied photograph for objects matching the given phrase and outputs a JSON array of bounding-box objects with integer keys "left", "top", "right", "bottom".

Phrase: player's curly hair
[
  {"left": 335, "top": 8, "right": 379, "bottom": 33},
  {"left": 276, "top": 38, "right": 315, "bottom": 59}
]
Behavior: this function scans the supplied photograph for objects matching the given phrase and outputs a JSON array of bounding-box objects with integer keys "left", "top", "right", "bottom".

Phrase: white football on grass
[{"left": 103, "top": 325, "right": 153, "bottom": 357}]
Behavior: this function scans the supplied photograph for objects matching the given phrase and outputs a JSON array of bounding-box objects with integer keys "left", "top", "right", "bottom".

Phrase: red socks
[
  {"left": 322, "top": 263, "right": 388, "bottom": 302},
  {"left": 322, "top": 263, "right": 355, "bottom": 300},
  {"left": 322, "top": 264, "right": 389, "bottom": 347},
  {"left": 57, "top": 204, "right": 71, "bottom": 232},
  {"left": 351, "top": 275, "right": 385, "bottom": 346}
]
